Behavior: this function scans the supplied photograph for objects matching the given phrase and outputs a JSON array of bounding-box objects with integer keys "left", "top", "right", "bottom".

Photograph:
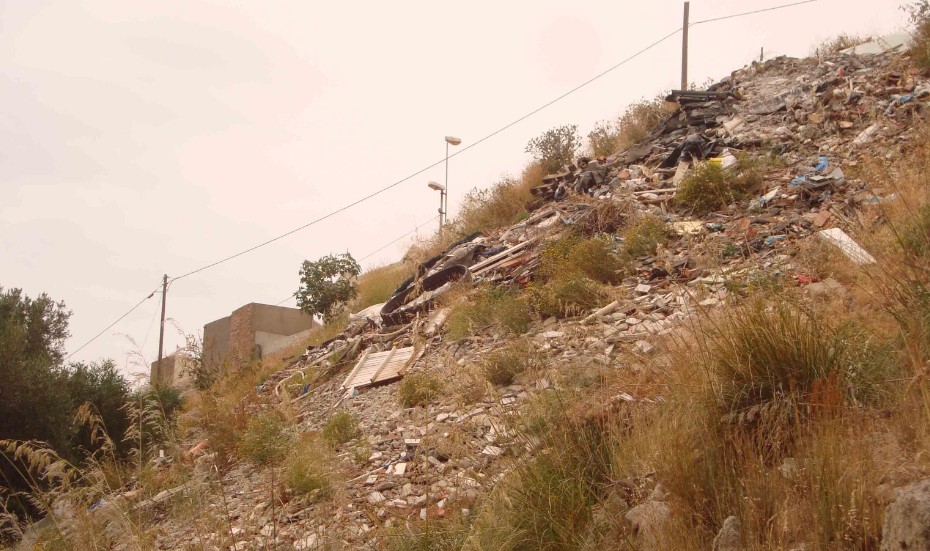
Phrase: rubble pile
[{"left": 47, "top": 44, "right": 930, "bottom": 551}]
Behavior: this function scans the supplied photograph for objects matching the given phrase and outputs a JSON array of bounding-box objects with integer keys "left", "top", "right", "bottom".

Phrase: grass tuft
[
  {"left": 320, "top": 411, "right": 360, "bottom": 446},
  {"left": 398, "top": 372, "right": 442, "bottom": 408},
  {"left": 676, "top": 155, "right": 764, "bottom": 215}
]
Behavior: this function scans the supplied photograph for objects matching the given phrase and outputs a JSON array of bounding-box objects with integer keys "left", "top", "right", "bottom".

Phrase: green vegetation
[
  {"left": 320, "top": 411, "right": 360, "bottom": 445},
  {"left": 238, "top": 410, "right": 290, "bottom": 466},
  {"left": 398, "top": 371, "right": 442, "bottom": 408},
  {"left": 296, "top": 253, "right": 362, "bottom": 323},
  {"left": 675, "top": 156, "right": 764, "bottom": 215},
  {"left": 909, "top": 1, "right": 930, "bottom": 69},
  {"left": 283, "top": 435, "right": 332, "bottom": 498},
  {"left": 481, "top": 342, "right": 539, "bottom": 386},
  {"left": 525, "top": 124, "right": 582, "bottom": 173},
  {"left": 622, "top": 214, "right": 668, "bottom": 258},
  {"left": 445, "top": 286, "right": 531, "bottom": 341}
]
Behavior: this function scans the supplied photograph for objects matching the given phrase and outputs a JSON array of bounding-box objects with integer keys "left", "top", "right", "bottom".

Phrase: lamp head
[
  {"left": 427, "top": 181, "right": 446, "bottom": 191},
  {"left": 444, "top": 136, "right": 462, "bottom": 146}
]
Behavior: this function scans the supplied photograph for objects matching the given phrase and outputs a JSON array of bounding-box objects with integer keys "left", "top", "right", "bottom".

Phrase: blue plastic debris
[
  {"left": 815, "top": 156, "right": 829, "bottom": 173},
  {"left": 301, "top": 383, "right": 310, "bottom": 396},
  {"left": 790, "top": 176, "right": 808, "bottom": 187},
  {"left": 764, "top": 235, "right": 787, "bottom": 246}
]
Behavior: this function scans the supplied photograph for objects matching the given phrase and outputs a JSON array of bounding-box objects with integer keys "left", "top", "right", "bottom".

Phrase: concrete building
[
  {"left": 150, "top": 351, "right": 197, "bottom": 388},
  {"left": 202, "top": 303, "right": 317, "bottom": 372}
]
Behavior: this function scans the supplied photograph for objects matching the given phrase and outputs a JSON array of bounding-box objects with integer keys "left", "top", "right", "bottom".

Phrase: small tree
[
  {"left": 525, "top": 124, "right": 581, "bottom": 174},
  {"left": 296, "top": 253, "right": 361, "bottom": 323},
  {"left": 587, "top": 120, "right": 619, "bottom": 158}
]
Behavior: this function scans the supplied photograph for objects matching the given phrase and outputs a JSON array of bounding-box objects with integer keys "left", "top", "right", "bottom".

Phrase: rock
[
  {"left": 881, "top": 478, "right": 930, "bottom": 551},
  {"left": 712, "top": 516, "right": 742, "bottom": 551},
  {"left": 625, "top": 484, "right": 672, "bottom": 551}
]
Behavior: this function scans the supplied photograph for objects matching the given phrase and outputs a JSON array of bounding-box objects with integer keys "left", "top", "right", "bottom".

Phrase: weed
[
  {"left": 238, "top": 410, "right": 290, "bottom": 466},
  {"left": 482, "top": 343, "right": 539, "bottom": 386},
  {"left": 908, "top": 1, "right": 930, "bottom": 69},
  {"left": 445, "top": 286, "right": 531, "bottom": 341},
  {"left": 676, "top": 155, "right": 764, "bottom": 215},
  {"left": 320, "top": 411, "right": 360, "bottom": 446},
  {"left": 615, "top": 95, "right": 677, "bottom": 151},
  {"left": 539, "top": 236, "right": 622, "bottom": 285},
  {"left": 454, "top": 164, "right": 541, "bottom": 237},
  {"left": 622, "top": 215, "right": 668, "bottom": 258},
  {"left": 528, "top": 277, "right": 606, "bottom": 319},
  {"left": 384, "top": 514, "right": 471, "bottom": 551},
  {"left": 283, "top": 435, "right": 332, "bottom": 499},
  {"left": 350, "top": 262, "right": 412, "bottom": 312},
  {"left": 811, "top": 33, "right": 870, "bottom": 57},
  {"left": 571, "top": 198, "right": 632, "bottom": 236},
  {"left": 399, "top": 372, "right": 442, "bottom": 408}
]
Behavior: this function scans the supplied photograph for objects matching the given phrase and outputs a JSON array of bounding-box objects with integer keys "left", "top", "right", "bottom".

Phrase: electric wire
[
  {"left": 168, "top": 25, "right": 684, "bottom": 284},
  {"left": 64, "top": 283, "right": 162, "bottom": 361},
  {"left": 689, "top": 0, "right": 818, "bottom": 27},
  {"left": 69, "top": 0, "right": 821, "bottom": 359},
  {"left": 274, "top": 214, "right": 440, "bottom": 306}
]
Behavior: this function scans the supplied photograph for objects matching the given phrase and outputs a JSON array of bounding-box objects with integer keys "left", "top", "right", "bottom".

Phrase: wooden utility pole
[
  {"left": 157, "top": 274, "right": 167, "bottom": 374},
  {"left": 681, "top": 1, "right": 690, "bottom": 90}
]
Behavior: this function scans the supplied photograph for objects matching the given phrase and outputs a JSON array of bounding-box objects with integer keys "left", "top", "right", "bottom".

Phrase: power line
[
  {"left": 168, "top": 25, "right": 684, "bottom": 285},
  {"left": 273, "top": 215, "right": 441, "bottom": 307},
  {"left": 65, "top": 283, "right": 162, "bottom": 361},
  {"left": 70, "top": 0, "right": 820, "bottom": 359},
  {"left": 689, "top": 0, "right": 817, "bottom": 27}
]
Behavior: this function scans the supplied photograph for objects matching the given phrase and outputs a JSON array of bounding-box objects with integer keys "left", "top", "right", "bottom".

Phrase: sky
[{"left": 1, "top": 0, "right": 911, "bottom": 379}]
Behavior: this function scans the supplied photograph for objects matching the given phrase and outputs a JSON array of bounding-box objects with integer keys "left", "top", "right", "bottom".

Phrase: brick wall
[{"left": 229, "top": 303, "right": 256, "bottom": 364}]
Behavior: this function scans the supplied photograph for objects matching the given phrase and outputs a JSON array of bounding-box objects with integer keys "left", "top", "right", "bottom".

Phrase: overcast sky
[{"left": 1, "top": 0, "right": 909, "bottom": 379}]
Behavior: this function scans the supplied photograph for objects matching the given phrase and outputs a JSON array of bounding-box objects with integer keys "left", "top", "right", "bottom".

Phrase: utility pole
[
  {"left": 157, "top": 274, "right": 167, "bottom": 376},
  {"left": 681, "top": 1, "right": 690, "bottom": 90}
]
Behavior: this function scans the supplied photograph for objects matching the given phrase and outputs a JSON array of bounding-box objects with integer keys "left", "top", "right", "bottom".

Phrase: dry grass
[
  {"left": 453, "top": 163, "right": 542, "bottom": 237},
  {"left": 283, "top": 435, "right": 333, "bottom": 499},
  {"left": 349, "top": 262, "right": 412, "bottom": 313},
  {"left": 812, "top": 33, "right": 870, "bottom": 57},
  {"left": 481, "top": 342, "right": 539, "bottom": 386}
]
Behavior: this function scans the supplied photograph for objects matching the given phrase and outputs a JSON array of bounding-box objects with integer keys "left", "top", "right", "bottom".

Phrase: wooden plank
[
  {"left": 471, "top": 238, "right": 537, "bottom": 274},
  {"left": 341, "top": 348, "right": 371, "bottom": 390},
  {"left": 368, "top": 347, "right": 398, "bottom": 384}
]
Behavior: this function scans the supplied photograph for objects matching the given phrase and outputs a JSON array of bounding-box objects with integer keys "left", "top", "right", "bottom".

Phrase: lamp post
[
  {"left": 443, "top": 136, "right": 461, "bottom": 227},
  {"left": 428, "top": 181, "right": 446, "bottom": 236}
]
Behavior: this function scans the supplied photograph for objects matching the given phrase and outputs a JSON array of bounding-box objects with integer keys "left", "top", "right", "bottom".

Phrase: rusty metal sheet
[{"left": 341, "top": 346, "right": 418, "bottom": 390}]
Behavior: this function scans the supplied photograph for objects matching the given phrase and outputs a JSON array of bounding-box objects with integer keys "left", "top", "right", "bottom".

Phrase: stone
[
  {"left": 881, "top": 478, "right": 930, "bottom": 551},
  {"left": 712, "top": 516, "right": 742, "bottom": 551},
  {"left": 625, "top": 484, "right": 672, "bottom": 551}
]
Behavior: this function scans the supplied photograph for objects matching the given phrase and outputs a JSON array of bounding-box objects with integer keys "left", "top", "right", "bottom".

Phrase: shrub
[
  {"left": 454, "top": 164, "right": 541, "bottom": 236},
  {"left": 539, "top": 236, "right": 623, "bottom": 285},
  {"left": 587, "top": 120, "right": 620, "bottom": 157},
  {"left": 571, "top": 198, "right": 632, "bottom": 236},
  {"left": 615, "top": 95, "right": 676, "bottom": 150},
  {"left": 238, "top": 410, "right": 290, "bottom": 466},
  {"left": 675, "top": 156, "right": 763, "bottom": 215},
  {"left": 283, "top": 435, "right": 332, "bottom": 499},
  {"left": 622, "top": 215, "right": 668, "bottom": 258},
  {"left": 398, "top": 372, "right": 442, "bottom": 408},
  {"left": 320, "top": 411, "right": 360, "bottom": 446},
  {"left": 296, "top": 253, "right": 361, "bottom": 323},
  {"left": 525, "top": 125, "right": 582, "bottom": 174},
  {"left": 445, "top": 286, "right": 531, "bottom": 341},
  {"left": 528, "top": 277, "right": 606, "bottom": 319},
  {"left": 384, "top": 514, "right": 471, "bottom": 551},
  {"left": 482, "top": 343, "right": 539, "bottom": 386},
  {"left": 908, "top": 1, "right": 930, "bottom": 69},
  {"left": 701, "top": 301, "right": 892, "bottom": 455}
]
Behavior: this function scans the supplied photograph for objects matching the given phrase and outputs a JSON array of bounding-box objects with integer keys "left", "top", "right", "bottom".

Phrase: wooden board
[{"left": 341, "top": 346, "right": 417, "bottom": 390}]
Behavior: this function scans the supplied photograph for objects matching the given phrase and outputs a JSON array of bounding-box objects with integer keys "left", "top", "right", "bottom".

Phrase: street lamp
[
  {"left": 428, "top": 181, "right": 446, "bottom": 235},
  {"left": 444, "top": 136, "right": 461, "bottom": 227}
]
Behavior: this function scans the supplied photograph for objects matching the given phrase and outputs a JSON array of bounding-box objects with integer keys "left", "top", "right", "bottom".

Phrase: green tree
[
  {"left": 296, "top": 253, "right": 361, "bottom": 323},
  {"left": 525, "top": 124, "right": 581, "bottom": 174},
  {"left": 0, "top": 288, "right": 73, "bottom": 454}
]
